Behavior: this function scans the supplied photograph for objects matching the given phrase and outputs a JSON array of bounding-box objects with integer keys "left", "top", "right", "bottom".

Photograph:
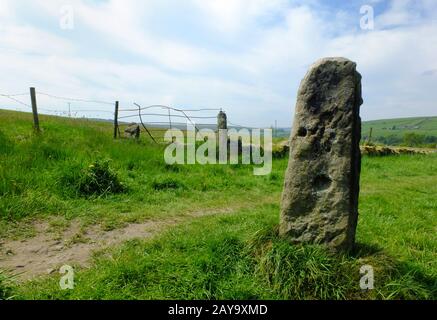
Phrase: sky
[{"left": 0, "top": 0, "right": 436, "bottom": 127}]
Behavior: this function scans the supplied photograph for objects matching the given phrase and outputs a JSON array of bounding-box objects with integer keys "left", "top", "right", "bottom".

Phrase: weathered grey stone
[
  {"left": 217, "top": 111, "right": 227, "bottom": 130},
  {"left": 279, "top": 57, "right": 362, "bottom": 251},
  {"left": 124, "top": 123, "right": 140, "bottom": 139}
]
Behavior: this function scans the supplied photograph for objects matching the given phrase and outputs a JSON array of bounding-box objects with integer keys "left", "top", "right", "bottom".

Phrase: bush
[
  {"left": 272, "top": 145, "right": 289, "bottom": 159},
  {"left": 403, "top": 133, "right": 425, "bottom": 147},
  {"left": 372, "top": 135, "right": 402, "bottom": 146},
  {"left": 151, "top": 177, "right": 184, "bottom": 191},
  {"left": 63, "top": 159, "right": 125, "bottom": 197}
]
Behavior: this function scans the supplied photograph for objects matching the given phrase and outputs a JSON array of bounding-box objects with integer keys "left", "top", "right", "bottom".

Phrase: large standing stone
[{"left": 279, "top": 57, "right": 362, "bottom": 251}]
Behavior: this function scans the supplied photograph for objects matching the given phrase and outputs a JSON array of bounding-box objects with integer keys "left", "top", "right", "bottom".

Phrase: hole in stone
[
  {"left": 314, "top": 174, "right": 332, "bottom": 192},
  {"left": 318, "top": 127, "right": 325, "bottom": 137},
  {"left": 297, "top": 127, "right": 307, "bottom": 137}
]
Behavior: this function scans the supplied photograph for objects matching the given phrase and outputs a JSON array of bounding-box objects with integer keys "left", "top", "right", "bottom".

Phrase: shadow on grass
[
  {"left": 248, "top": 225, "right": 436, "bottom": 300},
  {"left": 351, "top": 242, "right": 384, "bottom": 256}
]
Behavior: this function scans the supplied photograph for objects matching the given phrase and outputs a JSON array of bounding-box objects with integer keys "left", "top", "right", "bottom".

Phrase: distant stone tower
[
  {"left": 217, "top": 110, "right": 228, "bottom": 164},
  {"left": 217, "top": 110, "right": 227, "bottom": 130},
  {"left": 280, "top": 57, "right": 363, "bottom": 252}
]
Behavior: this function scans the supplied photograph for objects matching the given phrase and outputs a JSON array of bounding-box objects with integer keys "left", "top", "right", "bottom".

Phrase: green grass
[
  {"left": 0, "top": 270, "right": 14, "bottom": 300},
  {"left": 0, "top": 109, "right": 286, "bottom": 236},
  {"left": 272, "top": 116, "right": 437, "bottom": 145},
  {"left": 362, "top": 116, "right": 437, "bottom": 146},
  {"left": 0, "top": 109, "right": 436, "bottom": 299},
  {"left": 15, "top": 187, "right": 437, "bottom": 299}
]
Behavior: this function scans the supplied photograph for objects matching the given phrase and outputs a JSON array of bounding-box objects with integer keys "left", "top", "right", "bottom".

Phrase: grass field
[
  {"left": 0, "top": 109, "right": 436, "bottom": 300},
  {"left": 271, "top": 116, "right": 437, "bottom": 145},
  {"left": 362, "top": 116, "right": 437, "bottom": 146}
]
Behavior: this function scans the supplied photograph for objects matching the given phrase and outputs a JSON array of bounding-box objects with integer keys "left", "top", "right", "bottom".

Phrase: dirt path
[{"left": 0, "top": 207, "right": 235, "bottom": 281}]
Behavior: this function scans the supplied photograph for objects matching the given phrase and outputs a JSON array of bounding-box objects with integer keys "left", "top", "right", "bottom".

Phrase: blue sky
[{"left": 0, "top": 0, "right": 436, "bottom": 127}]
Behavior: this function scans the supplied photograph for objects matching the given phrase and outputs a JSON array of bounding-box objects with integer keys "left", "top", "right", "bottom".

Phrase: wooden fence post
[
  {"left": 113, "top": 101, "right": 119, "bottom": 139},
  {"left": 168, "top": 108, "right": 172, "bottom": 129},
  {"left": 367, "top": 127, "right": 373, "bottom": 145},
  {"left": 29, "top": 87, "right": 40, "bottom": 132}
]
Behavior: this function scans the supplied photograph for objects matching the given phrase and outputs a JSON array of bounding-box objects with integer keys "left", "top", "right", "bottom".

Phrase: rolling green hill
[
  {"left": 362, "top": 116, "right": 437, "bottom": 146},
  {"left": 274, "top": 116, "right": 437, "bottom": 146}
]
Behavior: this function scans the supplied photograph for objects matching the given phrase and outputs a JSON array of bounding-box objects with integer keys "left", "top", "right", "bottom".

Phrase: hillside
[
  {"left": 0, "top": 109, "right": 436, "bottom": 300},
  {"left": 362, "top": 116, "right": 437, "bottom": 146},
  {"left": 269, "top": 116, "right": 437, "bottom": 145}
]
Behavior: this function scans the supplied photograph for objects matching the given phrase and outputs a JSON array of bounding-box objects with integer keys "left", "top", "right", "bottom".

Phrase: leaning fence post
[
  {"left": 367, "top": 127, "right": 373, "bottom": 145},
  {"left": 113, "top": 101, "right": 119, "bottom": 139},
  {"left": 29, "top": 87, "right": 40, "bottom": 132}
]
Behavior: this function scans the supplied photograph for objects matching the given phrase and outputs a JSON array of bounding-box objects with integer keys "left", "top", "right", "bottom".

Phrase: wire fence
[
  {"left": 0, "top": 90, "right": 115, "bottom": 116},
  {"left": 0, "top": 88, "right": 256, "bottom": 144}
]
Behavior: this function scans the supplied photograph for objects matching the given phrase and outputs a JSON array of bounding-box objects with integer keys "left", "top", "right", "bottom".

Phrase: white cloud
[
  {"left": 0, "top": 25, "right": 74, "bottom": 55},
  {"left": 377, "top": 0, "right": 419, "bottom": 28},
  {"left": 0, "top": 1, "right": 11, "bottom": 18},
  {"left": 193, "top": 0, "right": 286, "bottom": 33},
  {"left": 0, "top": 0, "right": 436, "bottom": 126}
]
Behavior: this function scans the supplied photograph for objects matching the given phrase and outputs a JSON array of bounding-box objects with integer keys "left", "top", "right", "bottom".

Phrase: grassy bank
[
  {"left": 362, "top": 116, "right": 437, "bottom": 147},
  {"left": 0, "top": 110, "right": 436, "bottom": 299},
  {"left": 0, "top": 109, "right": 286, "bottom": 236}
]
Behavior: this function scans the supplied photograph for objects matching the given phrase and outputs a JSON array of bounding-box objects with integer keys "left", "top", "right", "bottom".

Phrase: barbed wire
[
  {"left": 124, "top": 121, "right": 215, "bottom": 125},
  {"left": 119, "top": 105, "right": 221, "bottom": 112},
  {"left": 37, "top": 91, "right": 114, "bottom": 106},
  {"left": 0, "top": 90, "right": 241, "bottom": 144},
  {"left": 134, "top": 103, "right": 159, "bottom": 144},
  {"left": 136, "top": 125, "right": 220, "bottom": 144},
  {"left": 126, "top": 122, "right": 216, "bottom": 128},
  {"left": 2, "top": 92, "right": 28, "bottom": 97},
  {"left": 0, "top": 103, "right": 53, "bottom": 114},
  {"left": 72, "top": 109, "right": 114, "bottom": 114},
  {"left": 0, "top": 90, "right": 119, "bottom": 115},
  {"left": 228, "top": 121, "right": 253, "bottom": 128},
  {"left": 0, "top": 93, "right": 32, "bottom": 108},
  {"left": 5, "top": 106, "right": 114, "bottom": 114},
  {"left": 119, "top": 102, "right": 224, "bottom": 143},
  {"left": 118, "top": 113, "right": 216, "bottom": 120}
]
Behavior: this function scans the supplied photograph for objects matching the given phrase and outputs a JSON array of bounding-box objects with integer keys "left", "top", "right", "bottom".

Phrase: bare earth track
[{"left": 0, "top": 207, "right": 239, "bottom": 281}]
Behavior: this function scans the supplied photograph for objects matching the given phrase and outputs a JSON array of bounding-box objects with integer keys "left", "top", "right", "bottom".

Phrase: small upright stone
[
  {"left": 217, "top": 110, "right": 228, "bottom": 163},
  {"left": 217, "top": 111, "right": 227, "bottom": 130},
  {"left": 124, "top": 123, "right": 140, "bottom": 139},
  {"left": 280, "top": 57, "right": 363, "bottom": 251}
]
